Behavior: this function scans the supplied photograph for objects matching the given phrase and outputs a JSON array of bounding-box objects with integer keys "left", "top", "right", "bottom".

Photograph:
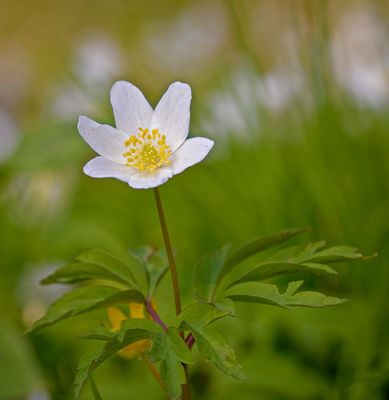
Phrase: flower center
[{"left": 123, "top": 127, "right": 171, "bottom": 174}]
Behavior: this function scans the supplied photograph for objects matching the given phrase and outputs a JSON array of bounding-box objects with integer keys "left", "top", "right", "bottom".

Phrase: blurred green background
[{"left": 1, "top": 0, "right": 388, "bottom": 399}]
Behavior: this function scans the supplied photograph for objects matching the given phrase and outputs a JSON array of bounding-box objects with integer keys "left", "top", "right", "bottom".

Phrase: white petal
[
  {"left": 78, "top": 116, "right": 128, "bottom": 164},
  {"left": 110, "top": 81, "right": 153, "bottom": 133},
  {"left": 83, "top": 156, "right": 136, "bottom": 183},
  {"left": 151, "top": 82, "right": 191, "bottom": 152},
  {"left": 128, "top": 168, "right": 173, "bottom": 189},
  {"left": 170, "top": 137, "right": 214, "bottom": 175}
]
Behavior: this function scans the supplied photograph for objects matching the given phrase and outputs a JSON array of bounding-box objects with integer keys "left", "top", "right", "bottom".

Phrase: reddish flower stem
[
  {"left": 186, "top": 333, "right": 195, "bottom": 349},
  {"left": 146, "top": 300, "right": 168, "bottom": 332}
]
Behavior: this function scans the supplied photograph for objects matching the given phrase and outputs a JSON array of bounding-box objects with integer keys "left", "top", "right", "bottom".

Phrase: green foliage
[
  {"left": 194, "top": 244, "right": 230, "bottom": 302},
  {"left": 177, "top": 303, "right": 246, "bottom": 380},
  {"left": 266, "top": 241, "right": 365, "bottom": 264},
  {"left": 224, "top": 241, "right": 371, "bottom": 287},
  {"left": 130, "top": 246, "right": 170, "bottom": 298},
  {"left": 233, "top": 261, "right": 337, "bottom": 284},
  {"left": 75, "top": 344, "right": 106, "bottom": 399},
  {"left": 75, "top": 319, "right": 164, "bottom": 397},
  {"left": 29, "top": 246, "right": 171, "bottom": 335},
  {"left": 206, "top": 235, "right": 371, "bottom": 308},
  {"left": 26, "top": 246, "right": 170, "bottom": 397},
  {"left": 176, "top": 302, "right": 234, "bottom": 329},
  {"left": 42, "top": 249, "right": 139, "bottom": 289},
  {"left": 220, "top": 280, "right": 347, "bottom": 308},
  {"left": 26, "top": 286, "right": 144, "bottom": 333},
  {"left": 216, "top": 228, "right": 309, "bottom": 288},
  {"left": 186, "top": 324, "right": 246, "bottom": 381},
  {"left": 297, "top": 245, "right": 364, "bottom": 263},
  {"left": 148, "top": 327, "right": 193, "bottom": 400},
  {"left": 26, "top": 230, "right": 372, "bottom": 399}
]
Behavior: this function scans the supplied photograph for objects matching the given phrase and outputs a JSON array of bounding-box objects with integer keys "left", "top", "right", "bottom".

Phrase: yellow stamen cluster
[{"left": 123, "top": 127, "right": 171, "bottom": 174}]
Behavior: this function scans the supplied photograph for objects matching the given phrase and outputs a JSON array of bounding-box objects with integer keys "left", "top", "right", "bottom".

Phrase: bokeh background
[{"left": 1, "top": 0, "right": 389, "bottom": 399}]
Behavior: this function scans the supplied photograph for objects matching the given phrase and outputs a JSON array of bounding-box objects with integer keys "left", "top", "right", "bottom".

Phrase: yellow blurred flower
[{"left": 106, "top": 303, "right": 153, "bottom": 359}]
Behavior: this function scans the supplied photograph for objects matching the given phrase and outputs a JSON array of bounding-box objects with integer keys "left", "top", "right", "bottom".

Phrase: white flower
[{"left": 78, "top": 81, "right": 214, "bottom": 189}]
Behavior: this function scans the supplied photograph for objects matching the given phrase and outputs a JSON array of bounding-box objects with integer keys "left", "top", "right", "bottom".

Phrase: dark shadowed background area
[{"left": 1, "top": 0, "right": 388, "bottom": 399}]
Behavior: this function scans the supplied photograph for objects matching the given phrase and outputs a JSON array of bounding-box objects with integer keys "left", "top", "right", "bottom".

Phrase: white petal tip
[
  {"left": 110, "top": 80, "right": 141, "bottom": 99},
  {"left": 207, "top": 138, "right": 215, "bottom": 149},
  {"left": 83, "top": 158, "right": 101, "bottom": 178},
  {"left": 77, "top": 115, "right": 87, "bottom": 129},
  {"left": 170, "top": 81, "right": 191, "bottom": 95},
  {"left": 83, "top": 162, "right": 92, "bottom": 176},
  {"left": 171, "top": 81, "right": 190, "bottom": 87},
  {"left": 110, "top": 80, "right": 126, "bottom": 93},
  {"left": 77, "top": 115, "right": 98, "bottom": 134},
  {"left": 170, "top": 137, "right": 214, "bottom": 175}
]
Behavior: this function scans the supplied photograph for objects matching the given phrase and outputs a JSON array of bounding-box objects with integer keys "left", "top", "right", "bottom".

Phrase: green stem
[
  {"left": 153, "top": 188, "right": 182, "bottom": 315},
  {"left": 153, "top": 187, "right": 191, "bottom": 400},
  {"left": 89, "top": 374, "right": 103, "bottom": 400}
]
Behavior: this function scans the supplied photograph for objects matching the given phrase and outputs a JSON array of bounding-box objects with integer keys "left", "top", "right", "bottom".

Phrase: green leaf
[
  {"left": 130, "top": 246, "right": 172, "bottom": 298},
  {"left": 147, "top": 327, "right": 193, "bottom": 400},
  {"left": 145, "top": 249, "right": 169, "bottom": 298},
  {"left": 26, "top": 287, "right": 144, "bottom": 333},
  {"left": 75, "top": 344, "right": 105, "bottom": 399},
  {"left": 194, "top": 244, "right": 230, "bottom": 302},
  {"left": 221, "top": 241, "right": 370, "bottom": 289},
  {"left": 130, "top": 246, "right": 154, "bottom": 260},
  {"left": 231, "top": 261, "right": 337, "bottom": 285},
  {"left": 216, "top": 228, "right": 308, "bottom": 290},
  {"left": 41, "top": 262, "right": 128, "bottom": 288},
  {"left": 177, "top": 302, "right": 244, "bottom": 380},
  {"left": 81, "top": 319, "right": 164, "bottom": 342},
  {"left": 176, "top": 302, "right": 233, "bottom": 330},
  {"left": 117, "top": 319, "right": 165, "bottom": 342},
  {"left": 183, "top": 323, "right": 247, "bottom": 381},
  {"left": 127, "top": 248, "right": 152, "bottom": 296},
  {"left": 148, "top": 327, "right": 192, "bottom": 364},
  {"left": 80, "top": 326, "right": 114, "bottom": 341},
  {"left": 264, "top": 242, "right": 365, "bottom": 264},
  {"left": 300, "top": 245, "right": 363, "bottom": 263},
  {"left": 263, "top": 241, "right": 327, "bottom": 263},
  {"left": 214, "top": 297, "right": 236, "bottom": 316},
  {"left": 221, "top": 281, "right": 347, "bottom": 308},
  {"left": 76, "top": 250, "right": 138, "bottom": 285},
  {"left": 42, "top": 249, "right": 139, "bottom": 289},
  {"left": 75, "top": 319, "right": 163, "bottom": 398}
]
